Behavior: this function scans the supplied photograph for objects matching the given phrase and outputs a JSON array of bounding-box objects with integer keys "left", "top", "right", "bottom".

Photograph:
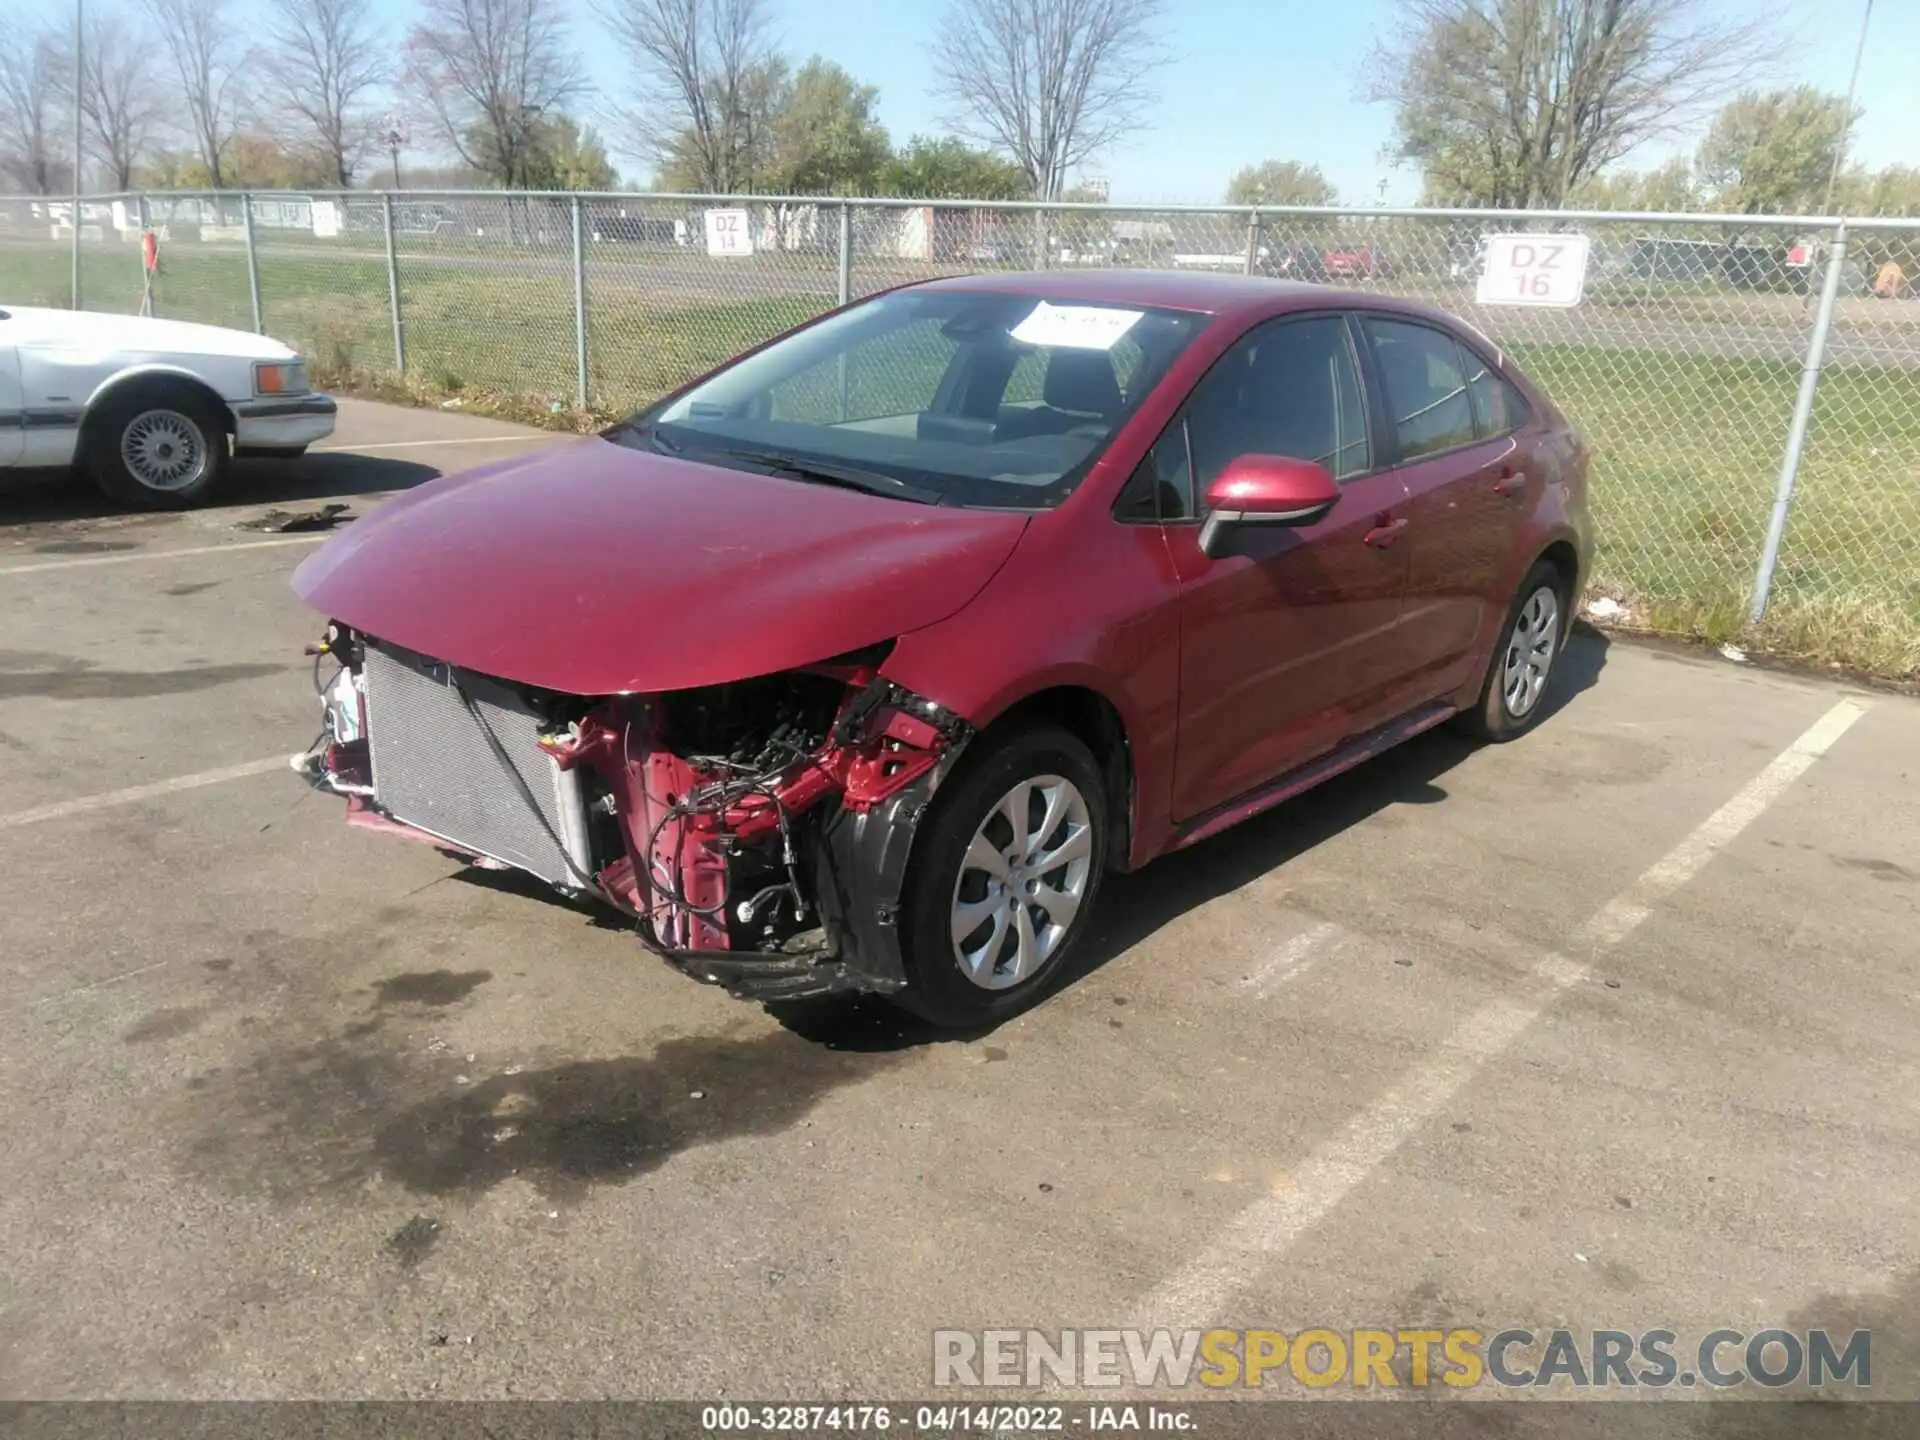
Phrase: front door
[
  {"left": 0, "top": 334, "right": 23, "bottom": 467},
  {"left": 1164, "top": 313, "right": 1413, "bottom": 822}
]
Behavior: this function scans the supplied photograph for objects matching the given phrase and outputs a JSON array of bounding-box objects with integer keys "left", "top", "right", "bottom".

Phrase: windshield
[{"left": 615, "top": 289, "right": 1207, "bottom": 508}]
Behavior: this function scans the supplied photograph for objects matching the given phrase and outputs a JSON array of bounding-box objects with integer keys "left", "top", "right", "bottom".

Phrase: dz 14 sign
[
  {"left": 704, "top": 208, "right": 753, "bottom": 257},
  {"left": 1475, "top": 233, "right": 1591, "bottom": 307}
]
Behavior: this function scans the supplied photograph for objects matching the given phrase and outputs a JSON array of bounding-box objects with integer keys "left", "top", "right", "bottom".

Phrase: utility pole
[
  {"left": 70, "top": 0, "right": 83, "bottom": 308},
  {"left": 1820, "top": 0, "right": 1874, "bottom": 219}
]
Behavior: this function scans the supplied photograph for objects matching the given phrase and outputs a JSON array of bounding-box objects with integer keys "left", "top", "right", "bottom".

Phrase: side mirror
[{"left": 1197, "top": 455, "right": 1341, "bottom": 557}]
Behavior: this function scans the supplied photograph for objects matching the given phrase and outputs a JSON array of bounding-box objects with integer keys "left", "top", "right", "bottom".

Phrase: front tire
[
  {"left": 84, "top": 385, "right": 231, "bottom": 510},
  {"left": 894, "top": 725, "right": 1109, "bottom": 1028},
  {"left": 1456, "top": 560, "right": 1569, "bottom": 742}
]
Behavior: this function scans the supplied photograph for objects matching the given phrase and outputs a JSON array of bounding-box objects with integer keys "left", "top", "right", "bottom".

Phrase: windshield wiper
[{"left": 684, "top": 446, "right": 943, "bottom": 505}]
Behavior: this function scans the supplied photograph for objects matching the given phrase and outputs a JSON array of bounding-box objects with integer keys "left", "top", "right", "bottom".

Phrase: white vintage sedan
[{"left": 0, "top": 305, "right": 337, "bottom": 508}]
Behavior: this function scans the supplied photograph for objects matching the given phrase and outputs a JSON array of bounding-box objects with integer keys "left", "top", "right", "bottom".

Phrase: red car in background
[
  {"left": 1323, "top": 245, "right": 1385, "bottom": 280},
  {"left": 293, "top": 271, "right": 1591, "bottom": 1028}
]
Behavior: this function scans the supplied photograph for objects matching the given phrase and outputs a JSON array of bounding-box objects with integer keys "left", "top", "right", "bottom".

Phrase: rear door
[
  {"left": 1160, "top": 312, "right": 1413, "bottom": 821},
  {"left": 1358, "top": 317, "right": 1531, "bottom": 690}
]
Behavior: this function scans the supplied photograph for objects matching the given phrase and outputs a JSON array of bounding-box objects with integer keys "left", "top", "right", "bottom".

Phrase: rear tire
[
  {"left": 84, "top": 384, "right": 231, "bottom": 510},
  {"left": 1455, "top": 560, "right": 1570, "bottom": 742},
  {"left": 893, "top": 725, "right": 1109, "bottom": 1029}
]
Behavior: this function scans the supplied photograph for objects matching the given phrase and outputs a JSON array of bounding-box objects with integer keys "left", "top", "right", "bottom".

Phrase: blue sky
[
  {"left": 548, "top": 0, "right": 1916, "bottom": 201},
  {"left": 115, "top": 0, "right": 1914, "bottom": 202}
]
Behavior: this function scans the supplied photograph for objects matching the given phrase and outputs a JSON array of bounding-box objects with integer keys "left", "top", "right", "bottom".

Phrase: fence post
[
  {"left": 837, "top": 202, "right": 852, "bottom": 306},
  {"left": 1750, "top": 222, "right": 1848, "bottom": 624},
  {"left": 136, "top": 193, "right": 153, "bottom": 316},
  {"left": 571, "top": 195, "right": 589, "bottom": 410},
  {"left": 241, "top": 193, "right": 263, "bottom": 333},
  {"left": 1244, "top": 209, "right": 1261, "bottom": 276},
  {"left": 382, "top": 193, "right": 406, "bottom": 375}
]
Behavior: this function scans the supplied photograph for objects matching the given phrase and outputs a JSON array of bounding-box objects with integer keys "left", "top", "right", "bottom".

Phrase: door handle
[
  {"left": 1492, "top": 469, "right": 1527, "bottom": 496},
  {"left": 1364, "top": 517, "right": 1409, "bottom": 548}
]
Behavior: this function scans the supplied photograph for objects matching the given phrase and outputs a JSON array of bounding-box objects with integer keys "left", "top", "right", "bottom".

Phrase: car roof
[{"left": 908, "top": 268, "right": 1468, "bottom": 331}]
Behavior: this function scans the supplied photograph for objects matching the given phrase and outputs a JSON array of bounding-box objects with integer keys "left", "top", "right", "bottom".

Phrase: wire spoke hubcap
[
  {"left": 950, "top": 773, "right": 1093, "bottom": 991},
  {"left": 1501, "top": 585, "right": 1561, "bottom": 719},
  {"left": 121, "top": 409, "right": 208, "bottom": 492}
]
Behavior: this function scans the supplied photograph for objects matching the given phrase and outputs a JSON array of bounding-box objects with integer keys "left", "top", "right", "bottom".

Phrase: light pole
[{"left": 383, "top": 114, "right": 408, "bottom": 190}]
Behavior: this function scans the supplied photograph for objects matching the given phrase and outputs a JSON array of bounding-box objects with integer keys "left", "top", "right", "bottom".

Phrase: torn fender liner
[
  {"left": 658, "top": 721, "right": 962, "bottom": 1003},
  {"left": 817, "top": 770, "right": 942, "bottom": 993}
]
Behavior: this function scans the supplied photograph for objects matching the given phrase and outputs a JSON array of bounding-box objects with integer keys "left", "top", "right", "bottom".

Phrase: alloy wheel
[
  {"left": 949, "top": 774, "right": 1095, "bottom": 990},
  {"left": 1501, "top": 584, "right": 1561, "bottom": 719},
  {"left": 120, "top": 409, "right": 209, "bottom": 492}
]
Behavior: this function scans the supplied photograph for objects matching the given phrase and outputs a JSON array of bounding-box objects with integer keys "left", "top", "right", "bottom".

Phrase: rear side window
[
  {"left": 1185, "top": 315, "right": 1371, "bottom": 497},
  {"left": 1459, "top": 346, "right": 1533, "bottom": 438},
  {"left": 1364, "top": 319, "right": 1477, "bottom": 461}
]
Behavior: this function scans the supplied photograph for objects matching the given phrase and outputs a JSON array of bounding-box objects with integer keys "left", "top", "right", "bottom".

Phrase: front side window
[
  {"left": 1365, "top": 318, "right": 1478, "bottom": 461},
  {"left": 615, "top": 289, "right": 1206, "bottom": 509},
  {"left": 1184, "top": 314, "right": 1371, "bottom": 502}
]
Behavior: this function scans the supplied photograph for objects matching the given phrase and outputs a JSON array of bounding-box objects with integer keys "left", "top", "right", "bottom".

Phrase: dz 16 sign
[
  {"left": 704, "top": 208, "right": 753, "bottom": 257},
  {"left": 1476, "top": 233, "right": 1591, "bottom": 307}
]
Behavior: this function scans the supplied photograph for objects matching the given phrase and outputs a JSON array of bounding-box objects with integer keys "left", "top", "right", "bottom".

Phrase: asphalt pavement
[{"left": 0, "top": 400, "right": 1915, "bottom": 1431}]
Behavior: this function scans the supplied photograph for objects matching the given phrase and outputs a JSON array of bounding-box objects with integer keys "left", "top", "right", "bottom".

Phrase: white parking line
[
  {"left": 1242, "top": 921, "right": 1342, "bottom": 998},
  {"left": 1126, "top": 697, "right": 1869, "bottom": 1336},
  {"left": 0, "top": 536, "right": 325, "bottom": 578},
  {"left": 0, "top": 756, "right": 289, "bottom": 832},
  {"left": 312, "top": 435, "right": 555, "bottom": 452}
]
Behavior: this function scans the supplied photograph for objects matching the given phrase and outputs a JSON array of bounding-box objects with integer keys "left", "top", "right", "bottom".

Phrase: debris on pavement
[
  {"left": 1719, "top": 643, "right": 1750, "bottom": 664},
  {"left": 237, "top": 503, "right": 354, "bottom": 534},
  {"left": 1585, "top": 596, "right": 1630, "bottom": 622}
]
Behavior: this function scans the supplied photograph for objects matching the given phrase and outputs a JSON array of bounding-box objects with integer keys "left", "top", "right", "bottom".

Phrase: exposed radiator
[{"left": 363, "top": 640, "right": 593, "bottom": 889}]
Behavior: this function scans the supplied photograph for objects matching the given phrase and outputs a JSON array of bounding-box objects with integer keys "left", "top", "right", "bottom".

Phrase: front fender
[{"left": 85, "top": 362, "right": 243, "bottom": 418}]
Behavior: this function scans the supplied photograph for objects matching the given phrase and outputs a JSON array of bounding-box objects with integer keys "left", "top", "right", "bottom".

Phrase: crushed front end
[{"left": 293, "top": 624, "right": 971, "bottom": 1001}]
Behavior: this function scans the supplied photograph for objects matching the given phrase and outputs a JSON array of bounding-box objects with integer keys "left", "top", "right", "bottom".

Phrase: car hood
[
  {"left": 1, "top": 305, "right": 298, "bottom": 361},
  {"left": 291, "top": 437, "right": 1031, "bottom": 695}
]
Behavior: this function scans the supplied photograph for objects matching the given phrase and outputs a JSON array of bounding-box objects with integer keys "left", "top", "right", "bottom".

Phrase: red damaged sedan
[{"left": 292, "top": 271, "right": 1591, "bottom": 1028}]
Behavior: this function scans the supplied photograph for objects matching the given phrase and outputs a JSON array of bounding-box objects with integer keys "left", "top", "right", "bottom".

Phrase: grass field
[{"left": 6, "top": 239, "right": 1916, "bottom": 678}]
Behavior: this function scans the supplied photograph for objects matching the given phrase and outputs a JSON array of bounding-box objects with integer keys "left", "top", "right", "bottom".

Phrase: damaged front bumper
[{"left": 295, "top": 625, "right": 971, "bottom": 1002}]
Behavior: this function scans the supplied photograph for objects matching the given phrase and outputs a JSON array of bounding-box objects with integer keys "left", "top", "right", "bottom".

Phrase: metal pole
[
  {"left": 136, "top": 192, "right": 152, "bottom": 316},
  {"left": 383, "top": 192, "right": 405, "bottom": 374},
  {"left": 241, "top": 192, "right": 263, "bottom": 332},
  {"left": 1751, "top": 223, "right": 1848, "bottom": 624},
  {"left": 571, "top": 194, "right": 589, "bottom": 409},
  {"left": 1244, "top": 208, "right": 1261, "bottom": 276},
  {"left": 836, "top": 202, "right": 852, "bottom": 306},
  {"left": 69, "top": 0, "right": 82, "bottom": 309}
]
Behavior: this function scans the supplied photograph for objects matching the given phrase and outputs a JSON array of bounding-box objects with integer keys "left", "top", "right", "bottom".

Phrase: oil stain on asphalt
[
  {"left": 184, "top": 987, "right": 917, "bottom": 1204},
  {"left": 0, "top": 660, "right": 286, "bottom": 701},
  {"left": 374, "top": 970, "right": 493, "bottom": 1007}
]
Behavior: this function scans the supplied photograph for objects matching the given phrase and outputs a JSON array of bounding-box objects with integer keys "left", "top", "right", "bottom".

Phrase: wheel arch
[
  {"left": 1534, "top": 535, "right": 1584, "bottom": 636},
  {"left": 970, "top": 682, "right": 1136, "bottom": 873},
  {"left": 81, "top": 366, "right": 237, "bottom": 448}
]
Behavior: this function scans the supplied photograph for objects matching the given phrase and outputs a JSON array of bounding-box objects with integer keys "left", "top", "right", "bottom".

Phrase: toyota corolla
[{"left": 292, "top": 270, "right": 1591, "bottom": 1028}]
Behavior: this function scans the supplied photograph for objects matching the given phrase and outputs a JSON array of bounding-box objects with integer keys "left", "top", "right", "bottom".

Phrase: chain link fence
[{"left": 2, "top": 190, "right": 1917, "bottom": 674}]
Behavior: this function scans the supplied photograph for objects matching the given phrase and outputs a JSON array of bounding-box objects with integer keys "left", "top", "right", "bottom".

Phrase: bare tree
[
  {"left": 598, "top": 0, "right": 777, "bottom": 193},
  {"left": 931, "top": 0, "right": 1165, "bottom": 201},
  {"left": 405, "top": 0, "right": 586, "bottom": 188},
  {"left": 0, "top": 20, "right": 71, "bottom": 194},
  {"left": 79, "top": 13, "right": 167, "bottom": 190},
  {"left": 1369, "top": 0, "right": 1779, "bottom": 209},
  {"left": 146, "top": 0, "right": 250, "bottom": 188},
  {"left": 267, "top": 0, "right": 389, "bottom": 187}
]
